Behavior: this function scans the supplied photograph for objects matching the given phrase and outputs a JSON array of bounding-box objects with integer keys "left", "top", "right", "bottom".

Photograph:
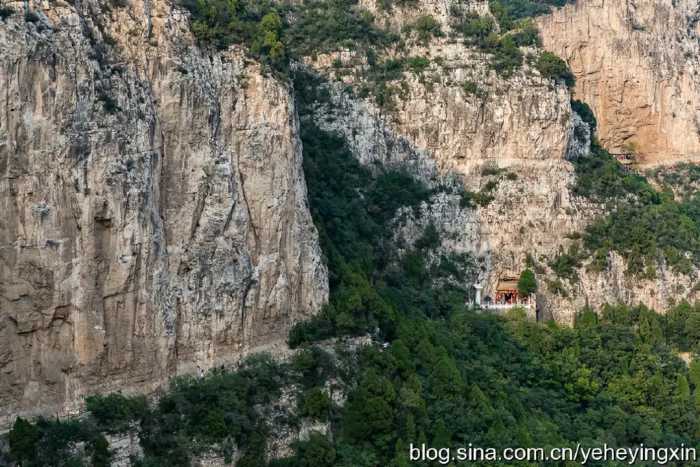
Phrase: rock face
[
  {"left": 0, "top": 0, "right": 327, "bottom": 429},
  {"left": 106, "top": 430, "right": 143, "bottom": 467},
  {"left": 538, "top": 0, "right": 700, "bottom": 167}
]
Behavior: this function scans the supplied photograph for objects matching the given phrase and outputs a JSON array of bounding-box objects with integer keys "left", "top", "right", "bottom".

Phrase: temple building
[
  {"left": 474, "top": 273, "right": 538, "bottom": 320},
  {"left": 494, "top": 275, "right": 532, "bottom": 306}
]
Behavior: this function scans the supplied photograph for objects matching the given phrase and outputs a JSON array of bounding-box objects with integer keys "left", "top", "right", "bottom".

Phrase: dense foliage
[
  {"left": 535, "top": 51, "right": 575, "bottom": 87},
  {"left": 179, "top": 0, "right": 286, "bottom": 66},
  {"left": 571, "top": 137, "right": 700, "bottom": 276},
  {"left": 489, "top": 0, "right": 575, "bottom": 30},
  {"left": 179, "top": 0, "right": 396, "bottom": 73},
  {"left": 283, "top": 0, "right": 397, "bottom": 57},
  {"left": 180, "top": 0, "right": 574, "bottom": 95},
  {"left": 572, "top": 143, "right": 658, "bottom": 203},
  {"left": 134, "top": 355, "right": 290, "bottom": 466},
  {"left": 8, "top": 417, "right": 111, "bottom": 466},
  {"left": 86, "top": 393, "right": 148, "bottom": 434},
  {"left": 452, "top": 6, "right": 572, "bottom": 78},
  {"left": 13, "top": 307, "right": 700, "bottom": 466}
]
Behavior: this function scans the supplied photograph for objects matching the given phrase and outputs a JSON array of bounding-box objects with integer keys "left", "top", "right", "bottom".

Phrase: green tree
[
  {"left": 412, "top": 15, "right": 442, "bottom": 42},
  {"left": 91, "top": 435, "right": 112, "bottom": 467},
  {"left": 490, "top": 35, "right": 523, "bottom": 76},
  {"left": 391, "top": 438, "right": 411, "bottom": 467},
  {"left": 457, "top": 13, "right": 495, "bottom": 46},
  {"left": 343, "top": 370, "right": 397, "bottom": 448},
  {"left": 9, "top": 417, "right": 40, "bottom": 463},
  {"left": 296, "top": 433, "right": 336, "bottom": 467},
  {"left": 575, "top": 307, "right": 598, "bottom": 328},
  {"left": 86, "top": 393, "right": 147, "bottom": 433},
  {"left": 518, "top": 269, "right": 537, "bottom": 297},
  {"left": 254, "top": 11, "right": 285, "bottom": 64},
  {"left": 517, "top": 268, "right": 538, "bottom": 296},
  {"left": 300, "top": 388, "right": 333, "bottom": 420},
  {"left": 432, "top": 420, "right": 451, "bottom": 447}
]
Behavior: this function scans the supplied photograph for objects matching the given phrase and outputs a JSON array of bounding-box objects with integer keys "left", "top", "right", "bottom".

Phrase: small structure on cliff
[
  {"left": 610, "top": 152, "right": 636, "bottom": 165},
  {"left": 473, "top": 274, "right": 537, "bottom": 319},
  {"left": 495, "top": 275, "right": 521, "bottom": 305}
]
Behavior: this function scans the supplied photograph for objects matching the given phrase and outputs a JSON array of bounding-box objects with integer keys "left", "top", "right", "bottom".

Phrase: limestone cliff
[
  {"left": 0, "top": 0, "right": 327, "bottom": 429},
  {"left": 538, "top": 0, "right": 700, "bottom": 167}
]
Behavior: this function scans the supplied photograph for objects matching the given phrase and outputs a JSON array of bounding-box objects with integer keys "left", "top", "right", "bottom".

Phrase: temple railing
[{"left": 482, "top": 303, "right": 533, "bottom": 311}]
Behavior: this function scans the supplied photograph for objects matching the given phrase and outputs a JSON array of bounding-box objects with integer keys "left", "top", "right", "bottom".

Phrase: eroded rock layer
[{"left": 0, "top": 0, "right": 327, "bottom": 428}]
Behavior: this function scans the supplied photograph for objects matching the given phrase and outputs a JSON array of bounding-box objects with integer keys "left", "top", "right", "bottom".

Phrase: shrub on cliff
[
  {"left": 511, "top": 19, "right": 541, "bottom": 46},
  {"left": 284, "top": 0, "right": 396, "bottom": 57},
  {"left": 573, "top": 144, "right": 657, "bottom": 202},
  {"left": 86, "top": 393, "right": 148, "bottom": 433},
  {"left": 490, "top": 35, "right": 523, "bottom": 77},
  {"left": 535, "top": 51, "right": 575, "bottom": 87},
  {"left": 571, "top": 99, "right": 597, "bottom": 133},
  {"left": 8, "top": 417, "right": 40, "bottom": 464},
  {"left": 549, "top": 243, "right": 583, "bottom": 281},
  {"left": 408, "top": 14, "right": 443, "bottom": 42},
  {"left": 299, "top": 388, "right": 333, "bottom": 420},
  {"left": 489, "top": 0, "right": 574, "bottom": 30},
  {"left": 8, "top": 417, "right": 111, "bottom": 466},
  {"left": 456, "top": 13, "right": 495, "bottom": 47},
  {"left": 181, "top": 0, "right": 287, "bottom": 68}
]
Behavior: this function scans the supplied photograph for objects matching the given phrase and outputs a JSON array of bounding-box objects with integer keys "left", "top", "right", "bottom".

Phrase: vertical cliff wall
[
  {"left": 0, "top": 0, "right": 327, "bottom": 428},
  {"left": 538, "top": 0, "right": 700, "bottom": 166}
]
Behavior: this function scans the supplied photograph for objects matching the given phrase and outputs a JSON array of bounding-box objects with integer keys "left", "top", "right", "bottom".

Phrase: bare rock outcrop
[
  {"left": 0, "top": 0, "right": 327, "bottom": 429},
  {"left": 538, "top": 0, "right": 700, "bottom": 167}
]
